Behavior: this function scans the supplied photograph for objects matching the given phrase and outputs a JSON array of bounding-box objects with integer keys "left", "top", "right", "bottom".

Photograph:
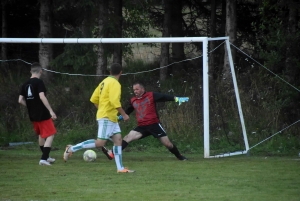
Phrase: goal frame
[{"left": 0, "top": 36, "right": 249, "bottom": 158}]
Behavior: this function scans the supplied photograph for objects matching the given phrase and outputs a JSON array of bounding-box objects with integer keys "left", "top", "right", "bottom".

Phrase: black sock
[
  {"left": 40, "top": 146, "right": 44, "bottom": 152},
  {"left": 122, "top": 140, "right": 128, "bottom": 150},
  {"left": 168, "top": 144, "right": 181, "bottom": 157},
  {"left": 41, "top": 147, "right": 51, "bottom": 160}
]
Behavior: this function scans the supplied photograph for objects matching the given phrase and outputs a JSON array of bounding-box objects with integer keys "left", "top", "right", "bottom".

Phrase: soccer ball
[{"left": 83, "top": 150, "right": 97, "bottom": 162}]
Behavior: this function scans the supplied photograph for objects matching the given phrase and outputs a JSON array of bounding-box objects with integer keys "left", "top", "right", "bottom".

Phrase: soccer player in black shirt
[{"left": 19, "top": 62, "right": 57, "bottom": 166}]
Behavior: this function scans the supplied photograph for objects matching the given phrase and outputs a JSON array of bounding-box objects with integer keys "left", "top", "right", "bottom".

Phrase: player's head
[
  {"left": 110, "top": 63, "right": 122, "bottom": 76},
  {"left": 132, "top": 81, "right": 145, "bottom": 98},
  {"left": 30, "top": 62, "right": 43, "bottom": 74}
]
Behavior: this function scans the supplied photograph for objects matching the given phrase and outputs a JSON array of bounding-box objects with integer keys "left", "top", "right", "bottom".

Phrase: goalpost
[{"left": 0, "top": 36, "right": 249, "bottom": 158}]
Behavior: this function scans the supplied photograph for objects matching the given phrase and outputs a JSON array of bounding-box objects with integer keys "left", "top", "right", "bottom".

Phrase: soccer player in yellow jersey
[{"left": 63, "top": 63, "right": 134, "bottom": 173}]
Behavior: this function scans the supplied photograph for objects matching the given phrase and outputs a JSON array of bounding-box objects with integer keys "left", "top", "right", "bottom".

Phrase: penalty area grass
[{"left": 0, "top": 146, "right": 299, "bottom": 201}]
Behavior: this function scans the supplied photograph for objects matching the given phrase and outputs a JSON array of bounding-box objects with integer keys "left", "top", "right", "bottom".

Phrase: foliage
[
  {"left": 50, "top": 0, "right": 155, "bottom": 72},
  {"left": 253, "top": 0, "right": 300, "bottom": 131},
  {"left": 50, "top": 41, "right": 97, "bottom": 73},
  {"left": 122, "top": 0, "right": 153, "bottom": 39},
  {"left": 256, "top": 0, "right": 300, "bottom": 72}
]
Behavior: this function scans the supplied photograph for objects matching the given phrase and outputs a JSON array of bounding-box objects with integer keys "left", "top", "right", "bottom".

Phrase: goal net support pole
[
  {"left": 0, "top": 36, "right": 249, "bottom": 158},
  {"left": 206, "top": 37, "right": 249, "bottom": 158}
]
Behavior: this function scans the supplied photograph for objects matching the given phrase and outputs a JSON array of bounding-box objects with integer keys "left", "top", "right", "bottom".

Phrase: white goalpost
[{"left": 0, "top": 36, "right": 249, "bottom": 158}]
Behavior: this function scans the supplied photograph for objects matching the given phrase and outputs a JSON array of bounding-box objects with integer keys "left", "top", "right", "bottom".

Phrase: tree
[
  {"left": 39, "top": 0, "right": 53, "bottom": 81},
  {"left": 171, "top": 0, "right": 185, "bottom": 76},
  {"left": 50, "top": 0, "right": 97, "bottom": 74},
  {"left": 258, "top": 0, "right": 300, "bottom": 77},
  {"left": 285, "top": 0, "right": 299, "bottom": 82},
  {"left": 209, "top": 0, "right": 217, "bottom": 75},
  {"left": 1, "top": 1, "right": 8, "bottom": 74},
  {"left": 160, "top": 0, "right": 171, "bottom": 81},
  {"left": 113, "top": 0, "right": 122, "bottom": 64},
  {"left": 222, "top": 0, "right": 237, "bottom": 83},
  {"left": 96, "top": 0, "right": 108, "bottom": 79}
]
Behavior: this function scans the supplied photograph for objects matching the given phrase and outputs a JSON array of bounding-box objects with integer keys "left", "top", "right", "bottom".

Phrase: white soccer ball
[{"left": 83, "top": 150, "right": 97, "bottom": 162}]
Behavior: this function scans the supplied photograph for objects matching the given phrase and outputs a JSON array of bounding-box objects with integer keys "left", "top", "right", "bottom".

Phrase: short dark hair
[
  {"left": 110, "top": 63, "right": 122, "bottom": 75},
  {"left": 31, "top": 62, "right": 42, "bottom": 73},
  {"left": 132, "top": 81, "right": 145, "bottom": 89}
]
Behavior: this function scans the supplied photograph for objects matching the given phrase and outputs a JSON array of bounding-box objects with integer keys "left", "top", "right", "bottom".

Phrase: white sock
[
  {"left": 70, "top": 139, "right": 95, "bottom": 152},
  {"left": 113, "top": 146, "right": 123, "bottom": 170}
]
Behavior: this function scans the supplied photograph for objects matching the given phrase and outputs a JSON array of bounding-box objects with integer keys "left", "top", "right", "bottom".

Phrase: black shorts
[{"left": 133, "top": 123, "right": 167, "bottom": 139}]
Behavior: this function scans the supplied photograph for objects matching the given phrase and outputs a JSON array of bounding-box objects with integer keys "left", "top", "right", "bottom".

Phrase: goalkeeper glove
[
  {"left": 175, "top": 97, "right": 189, "bottom": 105},
  {"left": 118, "top": 115, "right": 123, "bottom": 121}
]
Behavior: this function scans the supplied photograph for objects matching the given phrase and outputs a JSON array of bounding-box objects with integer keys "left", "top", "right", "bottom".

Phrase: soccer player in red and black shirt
[{"left": 103, "top": 81, "right": 188, "bottom": 161}]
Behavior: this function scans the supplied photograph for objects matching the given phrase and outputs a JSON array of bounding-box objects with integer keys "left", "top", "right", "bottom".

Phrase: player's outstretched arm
[{"left": 175, "top": 97, "right": 189, "bottom": 106}]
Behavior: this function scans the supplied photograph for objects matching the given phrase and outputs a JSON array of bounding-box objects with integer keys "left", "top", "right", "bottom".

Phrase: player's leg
[
  {"left": 101, "top": 129, "right": 143, "bottom": 159},
  {"left": 111, "top": 134, "right": 123, "bottom": 170},
  {"left": 39, "top": 136, "right": 45, "bottom": 152},
  {"left": 63, "top": 139, "right": 96, "bottom": 162},
  {"left": 43, "top": 135, "right": 55, "bottom": 162},
  {"left": 38, "top": 135, "right": 51, "bottom": 165},
  {"left": 38, "top": 137, "right": 55, "bottom": 163},
  {"left": 111, "top": 134, "right": 134, "bottom": 173},
  {"left": 38, "top": 119, "right": 57, "bottom": 165},
  {"left": 64, "top": 118, "right": 114, "bottom": 162},
  {"left": 67, "top": 139, "right": 96, "bottom": 153},
  {"left": 122, "top": 130, "right": 143, "bottom": 149},
  {"left": 159, "top": 136, "right": 187, "bottom": 160},
  {"left": 33, "top": 122, "right": 47, "bottom": 165},
  {"left": 110, "top": 123, "right": 134, "bottom": 173},
  {"left": 150, "top": 123, "right": 187, "bottom": 161},
  {"left": 63, "top": 137, "right": 100, "bottom": 162}
]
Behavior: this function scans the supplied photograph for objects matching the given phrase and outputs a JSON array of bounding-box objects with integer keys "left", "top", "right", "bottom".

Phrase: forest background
[{"left": 0, "top": 0, "right": 299, "bottom": 156}]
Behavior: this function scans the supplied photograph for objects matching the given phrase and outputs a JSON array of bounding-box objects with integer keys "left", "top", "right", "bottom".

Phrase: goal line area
[{"left": 1, "top": 37, "right": 298, "bottom": 158}]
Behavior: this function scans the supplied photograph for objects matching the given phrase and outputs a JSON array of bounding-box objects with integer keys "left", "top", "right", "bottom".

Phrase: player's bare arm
[
  {"left": 117, "top": 107, "right": 129, "bottom": 121},
  {"left": 39, "top": 92, "right": 57, "bottom": 120},
  {"left": 18, "top": 95, "right": 26, "bottom": 106}
]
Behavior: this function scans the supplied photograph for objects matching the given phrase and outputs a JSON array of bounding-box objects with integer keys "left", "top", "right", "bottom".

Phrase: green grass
[{"left": 0, "top": 145, "right": 300, "bottom": 201}]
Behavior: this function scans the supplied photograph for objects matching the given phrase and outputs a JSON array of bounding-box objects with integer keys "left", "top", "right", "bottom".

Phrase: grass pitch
[{"left": 0, "top": 146, "right": 299, "bottom": 201}]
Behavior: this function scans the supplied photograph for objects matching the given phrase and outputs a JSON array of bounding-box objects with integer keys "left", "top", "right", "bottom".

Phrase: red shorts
[{"left": 33, "top": 118, "right": 57, "bottom": 139}]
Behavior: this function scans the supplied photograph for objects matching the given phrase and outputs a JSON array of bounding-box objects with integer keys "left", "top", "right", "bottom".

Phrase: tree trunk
[
  {"left": 113, "top": 0, "right": 122, "bottom": 65},
  {"left": 39, "top": 0, "right": 53, "bottom": 82},
  {"left": 217, "top": 0, "right": 226, "bottom": 77},
  {"left": 222, "top": 0, "right": 236, "bottom": 83},
  {"left": 96, "top": 0, "right": 108, "bottom": 81},
  {"left": 171, "top": 0, "right": 185, "bottom": 76},
  {"left": 285, "top": 2, "right": 297, "bottom": 82},
  {"left": 210, "top": 0, "right": 217, "bottom": 78},
  {"left": 1, "top": 1, "right": 8, "bottom": 74},
  {"left": 160, "top": 0, "right": 171, "bottom": 81}
]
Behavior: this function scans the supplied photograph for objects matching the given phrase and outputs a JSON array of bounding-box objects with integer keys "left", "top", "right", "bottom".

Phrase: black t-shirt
[{"left": 20, "top": 78, "right": 51, "bottom": 121}]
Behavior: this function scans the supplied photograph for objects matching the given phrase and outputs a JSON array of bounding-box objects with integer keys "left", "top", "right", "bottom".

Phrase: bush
[{"left": 0, "top": 59, "right": 299, "bottom": 156}]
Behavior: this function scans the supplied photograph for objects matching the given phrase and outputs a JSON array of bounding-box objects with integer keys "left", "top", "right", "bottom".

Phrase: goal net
[{"left": 0, "top": 37, "right": 249, "bottom": 158}]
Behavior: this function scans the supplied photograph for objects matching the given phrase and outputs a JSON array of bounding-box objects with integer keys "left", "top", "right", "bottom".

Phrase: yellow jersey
[{"left": 90, "top": 76, "right": 121, "bottom": 122}]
